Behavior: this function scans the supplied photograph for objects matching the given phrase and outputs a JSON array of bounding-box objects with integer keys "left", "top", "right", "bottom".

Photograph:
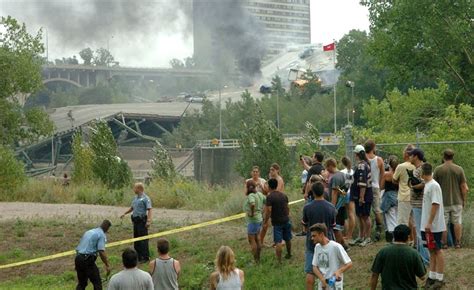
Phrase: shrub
[
  {"left": 89, "top": 121, "right": 132, "bottom": 189},
  {"left": 71, "top": 132, "right": 94, "bottom": 183},
  {"left": 151, "top": 141, "right": 176, "bottom": 181},
  {"left": 0, "top": 145, "right": 26, "bottom": 193},
  {"left": 236, "top": 109, "right": 290, "bottom": 178}
]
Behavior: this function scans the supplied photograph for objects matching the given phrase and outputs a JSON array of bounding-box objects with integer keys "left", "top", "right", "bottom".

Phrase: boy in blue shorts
[{"left": 264, "top": 178, "right": 292, "bottom": 263}]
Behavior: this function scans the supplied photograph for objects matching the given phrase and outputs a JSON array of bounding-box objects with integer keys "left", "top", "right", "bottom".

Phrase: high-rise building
[{"left": 242, "top": 0, "right": 311, "bottom": 58}]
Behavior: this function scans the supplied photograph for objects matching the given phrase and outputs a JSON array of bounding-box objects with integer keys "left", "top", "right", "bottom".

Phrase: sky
[
  {"left": 0, "top": 0, "right": 370, "bottom": 67},
  {"left": 311, "top": 0, "right": 370, "bottom": 45}
]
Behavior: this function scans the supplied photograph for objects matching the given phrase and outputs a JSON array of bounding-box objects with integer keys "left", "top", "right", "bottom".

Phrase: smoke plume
[
  {"left": 194, "top": 0, "right": 267, "bottom": 81},
  {"left": 1, "top": 0, "right": 267, "bottom": 78},
  {"left": 0, "top": 0, "right": 193, "bottom": 66}
]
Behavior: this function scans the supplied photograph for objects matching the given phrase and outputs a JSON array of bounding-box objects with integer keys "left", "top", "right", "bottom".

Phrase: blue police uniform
[
  {"left": 75, "top": 227, "right": 107, "bottom": 290},
  {"left": 131, "top": 193, "right": 152, "bottom": 262}
]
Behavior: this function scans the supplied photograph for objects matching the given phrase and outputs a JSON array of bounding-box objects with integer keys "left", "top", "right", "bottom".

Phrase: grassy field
[
  {"left": 0, "top": 199, "right": 473, "bottom": 289},
  {"left": 0, "top": 178, "right": 246, "bottom": 215}
]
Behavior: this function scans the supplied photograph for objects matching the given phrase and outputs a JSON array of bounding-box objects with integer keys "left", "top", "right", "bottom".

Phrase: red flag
[{"left": 323, "top": 42, "right": 335, "bottom": 51}]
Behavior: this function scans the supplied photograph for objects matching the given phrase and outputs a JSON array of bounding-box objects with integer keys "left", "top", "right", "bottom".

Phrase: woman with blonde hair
[{"left": 210, "top": 246, "right": 244, "bottom": 290}]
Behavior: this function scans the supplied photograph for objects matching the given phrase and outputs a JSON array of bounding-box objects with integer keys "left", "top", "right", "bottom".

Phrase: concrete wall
[{"left": 193, "top": 147, "right": 241, "bottom": 185}]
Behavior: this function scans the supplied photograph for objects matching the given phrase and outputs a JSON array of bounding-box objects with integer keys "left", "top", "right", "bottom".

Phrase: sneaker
[
  {"left": 295, "top": 231, "right": 307, "bottom": 236},
  {"left": 374, "top": 231, "right": 381, "bottom": 242},
  {"left": 348, "top": 237, "right": 363, "bottom": 246},
  {"left": 430, "top": 280, "right": 445, "bottom": 289},
  {"left": 284, "top": 253, "right": 292, "bottom": 259},
  {"left": 424, "top": 278, "right": 436, "bottom": 289},
  {"left": 359, "top": 238, "right": 372, "bottom": 247}
]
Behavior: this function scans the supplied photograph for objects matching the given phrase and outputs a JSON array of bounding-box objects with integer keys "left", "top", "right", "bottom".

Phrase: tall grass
[
  {"left": 2, "top": 177, "right": 306, "bottom": 215},
  {"left": 1, "top": 179, "right": 127, "bottom": 206}
]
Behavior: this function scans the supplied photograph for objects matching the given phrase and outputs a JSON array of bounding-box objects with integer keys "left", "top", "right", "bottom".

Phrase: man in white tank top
[
  {"left": 364, "top": 140, "right": 385, "bottom": 242},
  {"left": 149, "top": 238, "right": 180, "bottom": 290}
]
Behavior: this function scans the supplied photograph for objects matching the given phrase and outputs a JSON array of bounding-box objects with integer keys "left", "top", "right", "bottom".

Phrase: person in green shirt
[
  {"left": 370, "top": 224, "right": 426, "bottom": 290},
  {"left": 243, "top": 179, "right": 266, "bottom": 263}
]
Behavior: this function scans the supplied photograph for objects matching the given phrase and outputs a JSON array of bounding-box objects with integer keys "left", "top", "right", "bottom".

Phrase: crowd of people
[{"left": 73, "top": 142, "right": 468, "bottom": 289}]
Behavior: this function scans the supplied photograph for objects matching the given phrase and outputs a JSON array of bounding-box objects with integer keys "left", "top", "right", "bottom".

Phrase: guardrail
[
  {"left": 196, "top": 134, "right": 340, "bottom": 148},
  {"left": 196, "top": 139, "right": 240, "bottom": 148}
]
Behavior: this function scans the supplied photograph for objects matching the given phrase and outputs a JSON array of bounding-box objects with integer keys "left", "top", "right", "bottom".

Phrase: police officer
[
  {"left": 121, "top": 182, "right": 153, "bottom": 263},
  {"left": 75, "top": 219, "right": 111, "bottom": 290}
]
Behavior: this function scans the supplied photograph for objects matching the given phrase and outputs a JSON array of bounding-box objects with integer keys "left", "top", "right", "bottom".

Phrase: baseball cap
[
  {"left": 353, "top": 144, "right": 365, "bottom": 153},
  {"left": 409, "top": 148, "right": 426, "bottom": 162}
]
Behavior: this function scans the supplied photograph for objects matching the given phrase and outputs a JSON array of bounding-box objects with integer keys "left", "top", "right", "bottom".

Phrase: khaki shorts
[
  {"left": 444, "top": 205, "right": 463, "bottom": 225},
  {"left": 397, "top": 201, "right": 412, "bottom": 225},
  {"left": 372, "top": 187, "right": 382, "bottom": 214}
]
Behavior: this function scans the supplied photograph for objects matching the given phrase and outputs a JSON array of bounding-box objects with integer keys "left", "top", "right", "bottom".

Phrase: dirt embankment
[{"left": 0, "top": 202, "right": 219, "bottom": 223}]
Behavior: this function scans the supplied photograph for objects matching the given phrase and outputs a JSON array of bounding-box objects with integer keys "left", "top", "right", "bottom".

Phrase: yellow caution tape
[{"left": 0, "top": 198, "right": 305, "bottom": 270}]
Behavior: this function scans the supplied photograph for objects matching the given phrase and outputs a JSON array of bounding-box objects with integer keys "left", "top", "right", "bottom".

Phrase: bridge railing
[
  {"left": 196, "top": 134, "right": 340, "bottom": 149},
  {"left": 196, "top": 139, "right": 240, "bottom": 148}
]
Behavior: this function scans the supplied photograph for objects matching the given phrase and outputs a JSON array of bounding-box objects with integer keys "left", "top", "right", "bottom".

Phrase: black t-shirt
[
  {"left": 305, "top": 163, "right": 325, "bottom": 184},
  {"left": 302, "top": 199, "right": 336, "bottom": 251},
  {"left": 371, "top": 244, "right": 426, "bottom": 289},
  {"left": 266, "top": 191, "right": 289, "bottom": 226}
]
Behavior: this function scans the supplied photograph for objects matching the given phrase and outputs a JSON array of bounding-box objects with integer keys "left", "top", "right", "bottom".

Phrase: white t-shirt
[
  {"left": 421, "top": 179, "right": 446, "bottom": 233},
  {"left": 301, "top": 169, "right": 308, "bottom": 184},
  {"left": 340, "top": 168, "right": 354, "bottom": 194},
  {"left": 312, "top": 240, "right": 351, "bottom": 290},
  {"left": 340, "top": 168, "right": 354, "bottom": 176},
  {"left": 107, "top": 268, "right": 153, "bottom": 290},
  {"left": 246, "top": 177, "right": 266, "bottom": 193}
]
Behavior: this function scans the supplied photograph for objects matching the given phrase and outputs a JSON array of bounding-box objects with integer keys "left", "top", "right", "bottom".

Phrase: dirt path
[{"left": 0, "top": 202, "right": 220, "bottom": 224}]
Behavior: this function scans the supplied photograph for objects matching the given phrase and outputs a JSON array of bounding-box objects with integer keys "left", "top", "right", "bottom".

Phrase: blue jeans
[
  {"left": 273, "top": 222, "right": 292, "bottom": 244},
  {"left": 412, "top": 207, "right": 430, "bottom": 265},
  {"left": 304, "top": 250, "right": 314, "bottom": 274},
  {"left": 247, "top": 222, "right": 262, "bottom": 235}
]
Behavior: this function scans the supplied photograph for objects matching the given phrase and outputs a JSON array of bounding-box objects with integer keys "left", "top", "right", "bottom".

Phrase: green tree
[
  {"left": 71, "top": 132, "right": 94, "bottom": 183},
  {"left": 151, "top": 141, "right": 176, "bottom": 181},
  {"left": 0, "top": 16, "right": 44, "bottom": 99},
  {"left": 361, "top": 82, "right": 449, "bottom": 133},
  {"left": 357, "top": 85, "right": 474, "bottom": 195},
  {"left": 336, "top": 29, "right": 387, "bottom": 102},
  {"left": 93, "top": 48, "right": 114, "bottom": 66},
  {"left": 79, "top": 48, "right": 93, "bottom": 65},
  {"left": 90, "top": 121, "right": 131, "bottom": 188},
  {"left": 236, "top": 108, "right": 289, "bottom": 178},
  {"left": 295, "top": 121, "right": 321, "bottom": 156},
  {"left": 0, "top": 16, "right": 54, "bottom": 147},
  {"left": 0, "top": 145, "right": 25, "bottom": 192},
  {"left": 363, "top": 0, "right": 474, "bottom": 102}
]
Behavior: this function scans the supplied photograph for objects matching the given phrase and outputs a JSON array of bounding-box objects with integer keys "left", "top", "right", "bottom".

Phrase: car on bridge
[{"left": 184, "top": 93, "right": 207, "bottom": 103}]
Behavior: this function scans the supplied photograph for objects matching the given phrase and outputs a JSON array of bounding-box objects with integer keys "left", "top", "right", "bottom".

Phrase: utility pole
[
  {"left": 333, "top": 83, "right": 337, "bottom": 133},
  {"left": 333, "top": 41, "right": 337, "bottom": 134},
  {"left": 219, "top": 85, "right": 222, "bottom": 142},
  {"left": 276, "top": 92, "right": 280, "bottom": 129},
  {"left": 345, "top": 81, "right": 355, "bottom": 125}
]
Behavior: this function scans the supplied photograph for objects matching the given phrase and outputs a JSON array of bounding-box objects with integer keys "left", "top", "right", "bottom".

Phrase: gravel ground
[{"left": 0, "top": 202, "right": 219, "bottom": 224}]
